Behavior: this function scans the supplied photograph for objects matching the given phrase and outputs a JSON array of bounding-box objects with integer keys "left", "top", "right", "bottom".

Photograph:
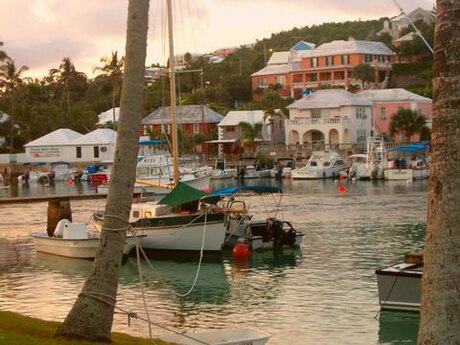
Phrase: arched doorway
[
  {"left": 288, "top": 130, "right": 300, "bottom": 145},
  {"left": 329, "top": 129, "right": 339, "bottom": 144},
  {"left": 303, "top": 130, "right": 324, "bottom": 144}
]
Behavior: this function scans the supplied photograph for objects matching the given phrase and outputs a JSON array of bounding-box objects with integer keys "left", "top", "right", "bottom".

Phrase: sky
[{"left": 0, "top": 0, "right": 435, "bottom": 79}]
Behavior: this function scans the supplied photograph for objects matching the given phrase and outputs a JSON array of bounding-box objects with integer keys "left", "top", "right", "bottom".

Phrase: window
[
  {"left": 193, "top": 124, "right": 200, "bottom": 134},
  {"left": 94, "top": 146, "right": 99, "bottom": 158},
  {"left": 276, "top": 75, "right": 286, "bottom": 86},
  {"left": 341, "top": 55, "right": 349, "bottom": 65},
  {"left": 258, "top": 78, "right": 267, "bottom": 87},
  {"left": 355, "top": 107, "right": 366, "bottom": 120},
  {"left": 226, "top": 126, "right": 235, "bottom": 132},
  {"left": 100, "top": 147, "right": 107, "bottom": 152},
  {"left": 311, "top": 109, "right": 321, "bottom": 118},
  {"left": 357, "top": 129, "right": 366, "bottom": 142},
  {"left": 326, "top": 56, "right": 333, "bottom": 66},
  {"left": 365, "top": 54, "right": 373, "bottom": 63},
  {"left": 76, "top": 146, "right": 82, "bottom": 159},
  {"left": 311, "top": 57, "right": 318, "bottom": 67},
  {"left": 380, "top": 107, "right": 387, "bottom": 120}
]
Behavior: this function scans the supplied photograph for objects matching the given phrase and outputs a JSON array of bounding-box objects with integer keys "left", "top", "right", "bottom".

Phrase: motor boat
[{"left": 291, "top": 150, "right": 347, "bottom": 179}]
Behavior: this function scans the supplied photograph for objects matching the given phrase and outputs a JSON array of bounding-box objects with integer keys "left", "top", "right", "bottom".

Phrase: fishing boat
[
  {"left": 375, "top": 252, "right": 423, "bottom": 312},
  {"left": 291, "top": 150, "right": 347, "bottom": 179},
  {"left": 32, "top": 219, "right": 138, "bottom": 259},
  {"left": 384, "top": 142, "right": 430, "bottom": 181},
  {"left": 159, "top": 328, "right": 271, "bottom": 345},
  {"left": 346, "top": 136, "right": 388, "bottom": 180},
  {"left": 270, "top": 157, "right": 296, "bottom": 179},
  {"left": 213, "top": 186, "right": 304, "bottom": 250},
  {"left": 210, "top": 156, "right": 236, "bottom": 179}
]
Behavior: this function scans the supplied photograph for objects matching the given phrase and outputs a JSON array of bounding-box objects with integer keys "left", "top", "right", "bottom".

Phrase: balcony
[{"left": 288, "top": 117, "right": 350, "bottom": 126}]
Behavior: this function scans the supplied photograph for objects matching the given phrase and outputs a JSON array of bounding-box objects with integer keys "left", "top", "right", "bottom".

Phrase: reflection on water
[{"left": 0, "top": 178, "right": 428, "bottom": 344}]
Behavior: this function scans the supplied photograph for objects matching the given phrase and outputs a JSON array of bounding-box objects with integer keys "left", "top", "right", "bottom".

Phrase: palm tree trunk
[
  {"left": 55, "top": 0, "right": 149, "bottom": 341},
  {"left": 9, "top": 93, "right": 14, "bottom": 154},
  {"left": 418, "top": 1, "right": 460, "bottom": 343},
  {"left": 112, "top": 79, "right": 117, "bottom": 129}
]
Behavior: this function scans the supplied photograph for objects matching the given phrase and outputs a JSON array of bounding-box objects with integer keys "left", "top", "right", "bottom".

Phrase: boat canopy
[
  {"left": 139, "top": 140, "right": 167, "bottom": 145},
  {"left": 211, "top": 185, "right": 282, "bottom": 196},
  {"left": 158, "top": 182, "right": 218, "bottom": 207},
  {"left": 389, "top": 142, "right": 430, "bottom": 153}
]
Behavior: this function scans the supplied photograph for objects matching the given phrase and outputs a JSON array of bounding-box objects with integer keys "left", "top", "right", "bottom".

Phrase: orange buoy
[
  {"left": 338, "top": 185, "right": 346, "bottom": 193},
  {"left": 203, "top": 188, "right": 212, "bottom": 194},
  {"left": 67, "top": 177, "right": 73, "bottom": 185},
  {"left": 232, "top": 242, "right": 250, "bottom": 260}
]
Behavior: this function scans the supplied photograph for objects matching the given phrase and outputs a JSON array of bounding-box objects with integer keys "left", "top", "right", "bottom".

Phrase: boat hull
[
  {"left": 32, "top": 233, "right": 137, "bottom": 259},
  {"left": 93, "top": 212, "right": 226, "bottom": 253},
  {"left": 375, "top": 263, "right": 422, "bottom": 312},
  {"left": 384, "top": 168, "right": 429, "bottom": 181},
  {"left": 291, "top": 166, "right": 347, "bottom": 179}
]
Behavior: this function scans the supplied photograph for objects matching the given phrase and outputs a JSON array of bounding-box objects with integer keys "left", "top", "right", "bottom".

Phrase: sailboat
[{"left": 91, "top": 0, "right": 227, "bottom": 256}]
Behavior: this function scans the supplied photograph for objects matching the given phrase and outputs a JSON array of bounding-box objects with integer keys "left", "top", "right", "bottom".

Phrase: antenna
[{"left": 391, "top": 0, "right": 434, "bottom": 55}]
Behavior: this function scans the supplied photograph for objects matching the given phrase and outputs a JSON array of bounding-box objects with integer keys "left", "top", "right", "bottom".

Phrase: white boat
[
  {"left": 213, "top": 186, "right": 304, "bottom": 251},
  {"left": 346, "top": 136, "right": 388, "bottom": 180},
  {"left": 384, "top": 142, "right": 430, "bottom": 181},
  {"left": 32, "top": 219, "right": 138, "bottom": 259},
  {"left": 210, "top": 156, "right": 236, "bottom": 180},
  {"left": 375, "top": 252, "right": 423, "bottom": 312},
  {"left": 159, "top": 327, "right": 270, "bottom": 345},
  {"left": 291, "top": 150, "right": 347, "bottom": 179}
]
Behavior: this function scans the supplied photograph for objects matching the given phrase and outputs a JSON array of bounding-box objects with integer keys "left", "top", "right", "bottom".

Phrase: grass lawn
[{"left": 0, "top": 311, "right": 173, "bottom": 345}]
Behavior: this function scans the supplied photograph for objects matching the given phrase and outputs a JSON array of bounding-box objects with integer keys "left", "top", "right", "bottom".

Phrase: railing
[
  {"left": 288, "top": 117, "right": 350, "bottom": 126},
  {"left": 256, "top": 142, "right": 367, "bottom": 157}
]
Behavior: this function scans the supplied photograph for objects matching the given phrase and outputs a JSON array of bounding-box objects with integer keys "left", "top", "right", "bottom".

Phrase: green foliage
[
  {"left": 353, "top": 64, "right": 375, "bottom": 86},
  {"left": 399, "top": 20, "right": 434, "bottom": 56},
  {"left": 389, "top": 108, "right": 429, "bottom": 143},
  {"left": 392, "top": 62, "right": 433, "bottom": 75}
]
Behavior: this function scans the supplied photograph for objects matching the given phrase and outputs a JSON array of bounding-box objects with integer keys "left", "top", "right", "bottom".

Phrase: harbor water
[{"left": 0, "top": 178, "right": 426, "bottom": 344}]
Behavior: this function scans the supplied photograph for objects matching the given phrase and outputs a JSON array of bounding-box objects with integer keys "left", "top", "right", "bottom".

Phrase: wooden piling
[{"left": 47, "top": 199, "right": 72, "bottom": 236}]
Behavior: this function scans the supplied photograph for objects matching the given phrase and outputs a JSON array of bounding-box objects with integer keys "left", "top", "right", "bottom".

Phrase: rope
[
  {"left": 78, "top": 291, "right": 116, "bottom": 307},
  {"left": 99, "top": 214, "right": 131, "bottom": 233}
]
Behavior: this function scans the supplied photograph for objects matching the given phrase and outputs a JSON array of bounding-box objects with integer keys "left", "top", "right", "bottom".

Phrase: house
[
  {"left": 251, "top": 39, "right": 394, "bottom": 99},
  {"left": 97, "top": 107, "right": 120, "bottom": 126},
  {"left": 358, "top": 88, "right": 432, "bottom": 142},
  {"left": 285, "top": 89, "right": 373, "bottom": 146},
  {"left": 23, "top": 128, "right": 117, "bottom": 163},
  {"left": 141, "top": 105, "right": 224, "bottom": 153},
  {"left": 378, "top": 7, "right": 435, "bottom": 40},
  {"left": 212, "top": 110, "right": 285, "bottom": 155}
]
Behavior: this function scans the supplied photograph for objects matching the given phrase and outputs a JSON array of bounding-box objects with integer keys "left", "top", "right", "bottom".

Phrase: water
[{"left": 0, "top": 178, "right": 427, "bottom": 344}]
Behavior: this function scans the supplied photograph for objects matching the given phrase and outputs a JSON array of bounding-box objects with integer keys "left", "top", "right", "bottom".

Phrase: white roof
[
  {"left": 24, "top": 128, "right": 82, "bottom": 147},
  {"left": 393, "top": 32, "right": 417, "bottom": 43},
  {"left": 71, "top": 128, "right": 117, "bottom": 145},
  {"left": 267, "top": 52, "right": 290, "bottom": 65},
  {"left": 305, "top": 40, "right": 394, "bottom": 57},
  {"left": 287, "top": 89, "right": 373, "bottom": 110},
  {"left": 358, "top": 88, "right": 432, "bottom": 103},
  {"left": 251, "top": 62, "right": 300, "bottom": 77},
  {"left": 0, "top": 111, "right": 10, "bottom": 124},
  {"left": 97, "top": 107, "right": 120, "bottom": 125},
  {"left": 219, "top": 110, "right": 265, "bottom": 127}
]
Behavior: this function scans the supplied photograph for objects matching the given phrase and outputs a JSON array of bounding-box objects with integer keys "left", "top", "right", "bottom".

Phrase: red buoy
[
  {"left": 232, "top": 243, "right": 250, "bottom": 260},
  {"left": 338, "top": 185, "right": 346, "bottom": 193}
]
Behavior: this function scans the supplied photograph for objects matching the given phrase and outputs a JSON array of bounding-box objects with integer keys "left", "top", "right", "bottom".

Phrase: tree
[
  {"left": 353, "top": 63, "right": 375, "bottom": 89},
  {"left": 389, "top": 108, "right": 428, "bottom": 143},
  {"left": 55, "top": 0, "right": 150, "bottom": 341},
  {"left": 418, "top": 0, "right": 460, "bottom": 343},
  {"left": 238, "top": 121, "right": 263, "bottom": 155},
  {"left": 94, "top": 51, "right": 124, "bottom": 127},
  {"left": 0, "top": 42, "right": 7, "bottom": 61},
  {"left": 49, "top": 57, "right": 87, "bottom": 112},
  {"left": 0, "top": 57, "right": 29, "bottom": 153}
]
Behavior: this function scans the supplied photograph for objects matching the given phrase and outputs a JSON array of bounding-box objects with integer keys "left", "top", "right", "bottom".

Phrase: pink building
[{"left": 358, "top": 88, "right": 432, "bottom": 142}]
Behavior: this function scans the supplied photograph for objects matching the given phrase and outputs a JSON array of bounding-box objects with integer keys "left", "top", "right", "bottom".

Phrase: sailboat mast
[{"left": 167, "top": 0, "right": 180, "bottom": 185}]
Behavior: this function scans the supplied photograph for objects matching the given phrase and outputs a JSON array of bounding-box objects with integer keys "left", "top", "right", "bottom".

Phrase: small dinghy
[
  {"left": 159, "top": 327, "right": 271, "bottom": 345},
  {"left": 32, "top": 219, "right": 138, "bottom": 259}
]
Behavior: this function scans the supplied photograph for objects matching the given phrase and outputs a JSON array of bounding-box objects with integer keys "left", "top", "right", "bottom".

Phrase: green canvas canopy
[{"left": 158, "top": 182, "right": 209, "bottom": 207}]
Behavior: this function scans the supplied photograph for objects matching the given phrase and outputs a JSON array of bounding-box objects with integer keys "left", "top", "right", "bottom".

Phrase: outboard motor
[{"left": 268, "top": 218, "right": 285, "bottom": 249}]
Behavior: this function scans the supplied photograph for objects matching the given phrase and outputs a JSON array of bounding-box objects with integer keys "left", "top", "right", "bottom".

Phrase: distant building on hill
[
  {"left": 251, "top": 38, "right": 394, "bottom": 100},
  {"left": 377, "top": 7, "right": 435, "bottom": 40}
]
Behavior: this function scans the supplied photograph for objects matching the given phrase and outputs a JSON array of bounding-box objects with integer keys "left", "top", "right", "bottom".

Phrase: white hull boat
[
  {"left": 384, "top": 167, "right": 429, "bottom": 181},
  {"left": 291, "top": 150, "right": 347, "bottom": 180},
  {"left": 32, "top": 219, "right": 137, "bottom": 259},
  {"left": 159, "top": 327, "right": 270, "bottom": 345},
  {"left": 375, "top": 253, "right": 423, "bottom": 312}
]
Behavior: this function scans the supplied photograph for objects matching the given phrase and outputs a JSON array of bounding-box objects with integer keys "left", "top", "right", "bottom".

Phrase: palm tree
[
  {"left": 0, "top": 42, "right": 7, "bottom": 61},
  {"left": 418, "top": 0, "right": 460, "bottom": 343},
  {"left": 49, "top": 57, "right": 86, "bottom": 112},
  {"left": 238, "top": 121, "right": 263, "bottom": 155},
  {"left": 55, "top": 0, "right": 150, "bottom": 341},
  {"left": 389, "top": 108, "right": 428, "bottom": 143},
  {"left": 0, "top": 57, "right": 29, "bottom": 153},
  {"left": 94, "top": 51, "right": 124, "bottom": 127}
]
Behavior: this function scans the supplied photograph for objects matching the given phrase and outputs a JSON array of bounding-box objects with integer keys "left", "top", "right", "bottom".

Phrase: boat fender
[{"left": 54, "top": 219, "right": 71, "bottom": 238}]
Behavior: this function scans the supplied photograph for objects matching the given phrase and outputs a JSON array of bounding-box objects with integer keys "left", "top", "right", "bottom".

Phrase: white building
[
  {"left": 23, "top": 128, "right": 117, "bottom": 163},
  {"left": 285, "top": 89, "right": 373, "bottom": 145}
]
